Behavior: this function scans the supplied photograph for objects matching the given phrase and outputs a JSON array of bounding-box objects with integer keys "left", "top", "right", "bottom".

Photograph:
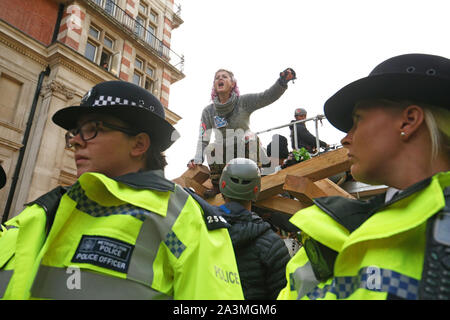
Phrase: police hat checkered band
[
  {"left": 305, "top": 267, "right": 419, "bottom": 300},
  {"left": 92, "top": 95, "right": 138, "bottom": 107}
]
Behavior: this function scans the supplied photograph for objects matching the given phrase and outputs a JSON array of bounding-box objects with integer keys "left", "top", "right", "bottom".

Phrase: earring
[{"left": 400, "top": 132, "right": 406, "bottom": 137}]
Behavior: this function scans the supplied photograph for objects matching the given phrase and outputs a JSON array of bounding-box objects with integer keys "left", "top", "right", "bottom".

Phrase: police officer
[
  {"left": 218, "top": 158, "right": 290, "bottom": 299},
  {"left": 278, "top": 53, "right": 450, "bottom": 300},
  {"left": 0, "top": 81, "right": 243, "bottom": 300}
]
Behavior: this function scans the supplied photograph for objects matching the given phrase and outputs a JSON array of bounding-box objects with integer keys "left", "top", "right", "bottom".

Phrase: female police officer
[
  {"left": 278, "top": 53, "right": 450, "bottom": 300},
  {"left": 0, "top": 81, "right": 243, "bottom": 300}
]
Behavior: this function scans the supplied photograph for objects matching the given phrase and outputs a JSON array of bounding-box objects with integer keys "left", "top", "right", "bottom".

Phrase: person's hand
[
  {"left": 187, "top": 159, "right": 197, "bottom": 169},
  {"left": 278, "top": 68, "right": 297, "bottom": 86}
]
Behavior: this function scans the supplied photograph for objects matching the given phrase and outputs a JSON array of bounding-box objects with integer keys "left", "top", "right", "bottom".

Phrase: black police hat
[
  {"left": 52, "top": 81, "right": 179, "bottom": 151},
  {"left": 0, "top": 164, "right": 6, "bottom": 190},
  {"left": 324, "top": 53, "right": 450, "bottom": 133}
]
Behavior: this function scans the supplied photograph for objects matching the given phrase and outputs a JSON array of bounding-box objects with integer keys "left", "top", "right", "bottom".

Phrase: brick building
[{"left": 0, "top": 0, "right": 185, "bottom": 221}]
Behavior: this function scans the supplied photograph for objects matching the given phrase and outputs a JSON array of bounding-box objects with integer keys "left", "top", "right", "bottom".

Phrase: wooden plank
[
  {"left": 259, "top": 148, "right": 350, "bottom": 200},
  {"left": 184, "top": 177, "right": 208, "bottom": 197},
  {"left": 314, "top": 178, "right": 355, "bottom": 199},
  {"left": 283, "top": 176, "right": 325, "bottom": 205},
  {"left": 177, "top": 164, "right": 210, "bottom": 184},
  {"left": 254, "top": 195, "right": 309, "bottom": 215}
]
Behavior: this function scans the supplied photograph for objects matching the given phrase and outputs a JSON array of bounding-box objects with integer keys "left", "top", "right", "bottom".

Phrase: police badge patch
[
  {"left": 72, "top": 235, "right": 134, "bottom": 273},
  {"left": 80, "top": 88, "right": 95, "bottom": 106}
]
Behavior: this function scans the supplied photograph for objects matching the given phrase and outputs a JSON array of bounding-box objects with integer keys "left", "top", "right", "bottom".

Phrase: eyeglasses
[{"left": 65, "top": 120, "right": 138, "bottom": 148}]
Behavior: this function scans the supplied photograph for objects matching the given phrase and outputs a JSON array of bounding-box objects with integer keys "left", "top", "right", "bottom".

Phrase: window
[
  {"left": 133, "top": 56, "right": 157, "bottom": 94},
  {"left": 135, "top": 15, "right": 145, "bottom": 38},
  {"left": 149, "top": 10, "right": 158, "bottom": 24},
  {"left": 89, "top": 26, "right": 100, "bottom": 40},
  {"left": 133, "top": 3, "right": 159, "bottom": 50},
  {"left": 103, "top": 35, "right": 114, "bottom": 49},
  {"left": 104, "top": 0, "right": 116, "bottom": 16},
  {"left": 139, "top": 3, "right": 148, "bottom": 14},
  {"left": 132, "top": 73, "right": 142, "bottom": 86},
  {"left": 85, "top": 42, "right": 97, "bottom": 62},
  {"left": 85, "top": 24, "right": 116, "bottom": 72},
  {"left": 93, "top": 0, "right": 117, "bottom": 16},
  {"left": 145, "top": 66, "right": 154, "bottom": 78},
  {"left": 135, "top": 57, "right": 143, "bottom": 70}
]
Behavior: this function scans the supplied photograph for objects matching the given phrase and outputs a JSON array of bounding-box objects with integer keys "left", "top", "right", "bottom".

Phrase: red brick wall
[{"left": 0, "top": 0, "right": 59, "bottom": 45}]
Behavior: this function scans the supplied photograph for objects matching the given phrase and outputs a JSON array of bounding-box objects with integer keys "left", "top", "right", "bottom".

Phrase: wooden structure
[{"left": 173, "top": 148, "right": 379, "bottom": 216}]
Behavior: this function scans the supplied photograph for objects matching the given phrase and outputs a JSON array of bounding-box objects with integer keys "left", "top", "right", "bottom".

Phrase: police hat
[
  {"left": 52, "top": 81, "right": 179, "bottom": 151},
  {"left": 324, "top": 53, "right": 450, "bottom": 132}
]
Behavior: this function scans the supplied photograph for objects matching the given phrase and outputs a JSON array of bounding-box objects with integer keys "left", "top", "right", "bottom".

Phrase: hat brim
[
  {"left": 52, "top": 105, "right": 179, "bottom": 151},
  {"left": 324, "top": 73, "right": 450, "bottom": 133}
]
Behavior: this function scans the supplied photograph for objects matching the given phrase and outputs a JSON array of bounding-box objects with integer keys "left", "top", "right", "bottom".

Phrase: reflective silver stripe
[
  {"left": 0, "top": 270, "right": 13, "bottom": 298},
  {"left": 127, "top": 185, "right": 189, "bottom": 285},
  {"left": 31, "top": 265, "right": 171, "bottom": 300},
  {"left": 289, "top": 261, "right": 320, "bottom": 300}
]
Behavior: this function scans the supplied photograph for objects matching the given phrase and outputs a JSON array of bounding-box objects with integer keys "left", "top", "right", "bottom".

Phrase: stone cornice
[
  {"left": 0, "top": 20, "right": 48, "bottom": 67},
  {"left": 0, "top": 136, "right": 23, "bottom": 151}
]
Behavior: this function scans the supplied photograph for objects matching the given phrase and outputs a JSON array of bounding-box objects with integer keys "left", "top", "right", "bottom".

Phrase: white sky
[{"left": 164, "top": 0, "right": 449, "bottom": 180}]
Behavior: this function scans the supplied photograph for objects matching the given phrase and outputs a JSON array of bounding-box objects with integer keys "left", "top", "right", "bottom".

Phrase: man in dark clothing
[
  {"left": 218, "top": 158, "right": 291, "bottom": 300},
  {"left": 289, "top": 107, "right": 329, "bottom": 152}
]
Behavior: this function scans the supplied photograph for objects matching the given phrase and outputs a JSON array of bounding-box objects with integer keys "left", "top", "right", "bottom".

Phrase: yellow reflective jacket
[
  {"left": 0, "top": 170, "right": 244, "bottom": 300},
  {"left": 278, "top": 171, "right": 450, "bottom": 300}
]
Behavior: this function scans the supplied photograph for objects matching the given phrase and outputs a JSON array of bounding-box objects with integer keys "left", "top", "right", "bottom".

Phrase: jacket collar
[
  {"left": 313, "top": 177, "right": 433, "bottom": 233},
  {"left": 113, "top": 170, "right": 175, "bottom": 192}
]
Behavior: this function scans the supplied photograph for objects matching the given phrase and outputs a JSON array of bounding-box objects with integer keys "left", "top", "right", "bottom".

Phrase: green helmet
[{"left": 219, "top": 158, "right": 261, "bottom": 201}]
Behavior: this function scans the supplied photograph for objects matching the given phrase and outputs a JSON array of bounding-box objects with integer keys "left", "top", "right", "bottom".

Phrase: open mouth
[{"left": 218, "top": 81, "right": 224, "bottom": 89}]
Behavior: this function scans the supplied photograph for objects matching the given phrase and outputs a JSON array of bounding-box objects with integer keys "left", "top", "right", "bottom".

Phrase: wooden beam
[
  {"left": 254, "top": 195, "right": 309, "bottom": 215},
  {"left": 176, "top": 165, "right": 210, "bottom": 185},
  {"left": 283, "top": 176, "right": 325, "bottom": 205},
  {"left": 184, "top": 177, "right": 208, "bottom": 198},
  {"left": 283, "top": 176, "right": 356, "bottom": 206},
  {"left": 314, "top": 178, "right": 355, "bottom": 199},
  {"left": 259, "top": 148, "right": 351, "bottom": 200}
]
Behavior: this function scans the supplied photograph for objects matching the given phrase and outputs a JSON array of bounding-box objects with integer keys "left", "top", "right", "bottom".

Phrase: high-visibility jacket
[
  {"left": 278, "top": 171, "right": 450, "bottom": 300},
  {"left": 0, "top": 170, "right": 244, "bottom": 300}
]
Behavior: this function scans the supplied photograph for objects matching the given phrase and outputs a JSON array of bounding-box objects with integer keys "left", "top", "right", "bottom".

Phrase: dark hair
[{"left": 145, "top": 142, "right": 167, "bottom": 170}]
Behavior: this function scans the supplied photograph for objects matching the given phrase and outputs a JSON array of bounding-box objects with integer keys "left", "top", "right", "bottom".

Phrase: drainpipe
[
  {"left": 51, "top": 3, "right": 65, "bottom": 44},
  {"left": 2, "top": 66, "right": 51, "bottom": 223}
]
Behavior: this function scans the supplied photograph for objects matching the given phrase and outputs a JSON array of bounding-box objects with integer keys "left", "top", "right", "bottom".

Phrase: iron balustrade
[
  {"left": 256, "top": 114, "right": 331, "bottom": 157},
  {"left": 88, "top": 0, "right": 184, "bottom": 72}
]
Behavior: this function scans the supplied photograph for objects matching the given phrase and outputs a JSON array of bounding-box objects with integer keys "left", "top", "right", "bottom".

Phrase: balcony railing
[{"left": 88, "top": 0, "right": 184, "bottom": 72}]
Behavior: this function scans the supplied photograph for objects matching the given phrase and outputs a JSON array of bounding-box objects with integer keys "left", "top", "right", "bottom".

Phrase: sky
[{"left": 164, "top": 0, "right": 449, "bottom": 180}]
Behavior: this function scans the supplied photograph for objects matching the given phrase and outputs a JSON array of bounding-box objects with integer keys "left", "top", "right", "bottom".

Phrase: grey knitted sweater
[{"left": 194, "top": 80, "right": 287, "bottom": 163}]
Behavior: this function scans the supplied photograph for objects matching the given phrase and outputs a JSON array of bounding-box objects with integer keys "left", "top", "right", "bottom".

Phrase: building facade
[{"left": 0, "top": 0, "right": 185, "bottom": 221}]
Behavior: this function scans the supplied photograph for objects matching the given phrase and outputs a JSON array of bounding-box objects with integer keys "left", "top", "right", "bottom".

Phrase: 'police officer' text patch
[{"left": 72, "top": 235, "right": 134, "bottom": 273}]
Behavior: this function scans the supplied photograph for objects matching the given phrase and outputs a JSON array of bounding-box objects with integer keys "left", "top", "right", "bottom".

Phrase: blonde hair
[{"left": 423, "top": 105, "right": 450, "bottom": 160}]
